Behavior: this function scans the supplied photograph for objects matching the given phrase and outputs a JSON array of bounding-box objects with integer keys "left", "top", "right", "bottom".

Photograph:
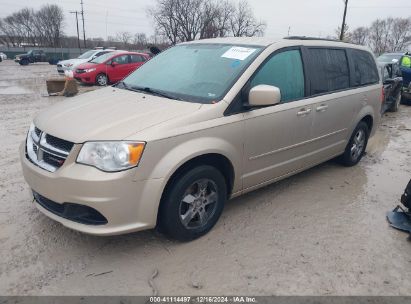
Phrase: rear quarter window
[{"left": 351, "top": 49, "right": 379, "bottom": 86}]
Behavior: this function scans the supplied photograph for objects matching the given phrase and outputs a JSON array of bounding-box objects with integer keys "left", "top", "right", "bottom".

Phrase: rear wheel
[
  {"left": 338, "top": 121, "right": 369, "bottom": 167},
  {"left": 96, "top": 73, "right": 108, "bottom": 86},
  {"left": 158, "top": 165, "right": 227, "bottom": 241}
]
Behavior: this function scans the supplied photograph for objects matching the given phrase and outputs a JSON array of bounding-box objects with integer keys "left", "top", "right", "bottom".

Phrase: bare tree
[
  {"left": 148, "top": 0, "right": 180, "bottom": 44},
  {"left": 133, "top": 33, "right": 148, "bottom": 47},
  {"left": 34, "top": 4, "right": 64, "bottom": 47},
  {"left": 349, "top": 26, "right": 369, "bottom": 45},
  {"left": 0, "top": 5, "right": 64, "bottom": 47},
  {"left": 390, "top": 17, "right": 411, "bottom": 52},
  {"left": 230, "top": 0, "right": 266, "bottom": 37},
  {"left": 115, "top": 31, "right": 133, "bottom": 48},
  {"left": 148, "top": 0, "right": 266, "bottom": 44}
]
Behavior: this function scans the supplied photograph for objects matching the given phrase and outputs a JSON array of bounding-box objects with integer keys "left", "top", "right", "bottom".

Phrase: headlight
[
  {"left": 85, "top": 68, "right": 96, "bottom": 73},
  {"left": 77, "top": 141, "right": 146, "bottom": 172}
]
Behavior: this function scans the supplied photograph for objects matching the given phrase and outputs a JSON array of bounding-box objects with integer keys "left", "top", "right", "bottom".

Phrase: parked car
[
  {"left": 73, "top": 51, "right": 149, "bottom": 86},
  {"left": 0, "top": 52, "right": 7, "bottom": 61},
  {"left": 14, "top": 50, "right": 60, "bottom": 65},
  {"left": 21, "top": 37, "right": 382, "bottom": 240},
  {"left": 57, "top": 49, "right": 116, "bottom": 74},
  {"left": 380, "top": 62, "right": 403, "bottom": 113},
  {"left": 377, "top": 52, "right": 404, "bottom": 64}
]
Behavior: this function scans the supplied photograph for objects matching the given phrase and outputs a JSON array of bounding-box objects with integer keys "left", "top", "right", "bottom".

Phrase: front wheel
[
  {"left": 338, "top": 121, "right": 369, "bottom": 167},
  {"left": 19, "top": 59, "right": 29, "bottom": 66},
  {"left": 158, "top": 165, "right": 227, "bottom": 241},
  {"left": 95, "top": 73, "right": 108, "bottom": 86}
]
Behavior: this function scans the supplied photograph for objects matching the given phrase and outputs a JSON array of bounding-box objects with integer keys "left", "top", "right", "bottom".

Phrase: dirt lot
[{"left": 0, "top": 60, "right": 410, "bottom": 296}]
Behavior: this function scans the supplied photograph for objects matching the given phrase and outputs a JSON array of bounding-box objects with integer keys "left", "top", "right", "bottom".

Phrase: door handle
[
  {"left": 297, "top": 108, "right": 312, "bottom": 116},
  {"left": 316, "top": 104, "right": 329, "bottom": 112}
]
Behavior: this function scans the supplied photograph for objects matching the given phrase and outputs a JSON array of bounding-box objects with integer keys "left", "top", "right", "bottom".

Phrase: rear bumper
[{"left": 20, "top": 143, "right": 165, "bottom": 236}]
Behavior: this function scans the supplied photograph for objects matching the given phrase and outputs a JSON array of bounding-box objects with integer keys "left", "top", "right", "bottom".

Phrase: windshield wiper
[
  {"left": 131, "top": 86, "right": 184, "bottom": 101},
  {"left": 116, "top": 82, "right": 184, "bottom": 101}
]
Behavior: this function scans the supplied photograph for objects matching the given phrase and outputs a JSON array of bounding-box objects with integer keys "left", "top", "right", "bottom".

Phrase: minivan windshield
[
  {"left": 78, "top": 50, "right": 97, "bottom": 59},
  {"left": 121, "top": 44, "right": 263, "bottom": 103}
]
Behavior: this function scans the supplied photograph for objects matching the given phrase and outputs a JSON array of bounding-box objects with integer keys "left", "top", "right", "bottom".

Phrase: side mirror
[
  {"left": 248, "top": 85, "right": 281, "bottom": 107},
  {"left": 111, "top": 61, "right": 118, "bottom": 67}
]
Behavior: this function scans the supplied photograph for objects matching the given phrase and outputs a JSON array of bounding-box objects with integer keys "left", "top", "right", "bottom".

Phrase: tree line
[
  {"left": 0, "top": 2, "right": 410, "bottom": 56},
  {"left": 345, "top": 17, "right": 411, "bottom": 55},
  {"left": 0, "top": 5, "right": 64, "bottom": 47},
  {"left": 148, "top": 0, "right": 266, "bottom": 44}
]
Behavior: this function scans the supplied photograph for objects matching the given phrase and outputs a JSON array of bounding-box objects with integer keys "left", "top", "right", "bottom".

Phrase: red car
[{"left": 73, "top": 51, "right": 150, "bottom": 86}]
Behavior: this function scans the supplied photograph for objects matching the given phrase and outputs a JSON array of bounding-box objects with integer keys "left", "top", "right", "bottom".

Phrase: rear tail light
[{"left": 381, "top": 87, "right": 385, "bottom": 103}]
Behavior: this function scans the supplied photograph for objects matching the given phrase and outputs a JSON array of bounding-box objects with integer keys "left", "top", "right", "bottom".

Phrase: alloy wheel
[
  {"left": 350, "top": 129, "right": 365, "bottom": 161},
  {"left": 179, "top": 179, "right": 218, "bottom": 229}
]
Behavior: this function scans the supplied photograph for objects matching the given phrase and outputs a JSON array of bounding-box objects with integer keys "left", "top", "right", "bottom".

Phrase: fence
[{"left": 0, "top": 46, "right": 90, "bottom": 60}]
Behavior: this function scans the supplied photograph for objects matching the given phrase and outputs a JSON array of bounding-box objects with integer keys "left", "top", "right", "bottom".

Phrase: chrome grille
[{"left": 26, "top": 126, "right": 74, "bottom": 172}]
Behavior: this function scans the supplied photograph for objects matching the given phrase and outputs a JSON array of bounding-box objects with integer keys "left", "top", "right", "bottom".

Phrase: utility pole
[
  {"left": 287, "top": 26, "right": 291, "bottom": 36},
  {"left": 340, "top": 0, "right": 348, "bottom": 41},
  {"left": 70, "top": 11, "right": 81, "bottom": 50},
  {"left": 80, "top": 0, "right": 86, "bottom": 48}
]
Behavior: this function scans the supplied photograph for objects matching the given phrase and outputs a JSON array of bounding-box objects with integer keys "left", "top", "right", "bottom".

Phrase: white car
[
  {"left": 56, "top": 49, "right": 115, "bottom": 74},
  {"left": 0, "top": 52, "right": 7, "bottom": 61}
]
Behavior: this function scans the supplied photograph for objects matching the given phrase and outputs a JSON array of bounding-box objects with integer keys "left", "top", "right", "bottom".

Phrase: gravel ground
[{"left": 0, "top": 60, "right": 411, "bottom": 296}]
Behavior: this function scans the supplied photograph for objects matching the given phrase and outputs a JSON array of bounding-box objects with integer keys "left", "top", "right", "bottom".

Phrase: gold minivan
[{"left": 21, "top": 37, "right": 382, "bottom": 240}]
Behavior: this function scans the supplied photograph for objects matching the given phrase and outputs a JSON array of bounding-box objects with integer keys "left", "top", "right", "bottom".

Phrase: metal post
[
  {"left": 340, "top": 0, "right": 348, "bottom": 41},
  {"left": 70, "top": 11, "right": 81, "bottom": 50}
]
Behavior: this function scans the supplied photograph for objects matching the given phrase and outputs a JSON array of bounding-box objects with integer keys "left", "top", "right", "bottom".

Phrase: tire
[
  {"left": 19, "top": 59, "right": 29, "bottom": 66},
  {"left": 158, "top": 165, "right": 227, "bottom": 241},
  {"left": 338, "top": 121, "right": 369, "bottom": 167},
  {"left": 389, "top": 92, "right": 401, "bottom": 112},
  {"left": 96, "top": 73, "right": 108, "bottom": 86}
]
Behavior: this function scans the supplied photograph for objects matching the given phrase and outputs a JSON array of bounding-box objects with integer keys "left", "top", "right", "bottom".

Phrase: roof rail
[{"left": 284, "top": 36, "right": 347, "bottom": 43}]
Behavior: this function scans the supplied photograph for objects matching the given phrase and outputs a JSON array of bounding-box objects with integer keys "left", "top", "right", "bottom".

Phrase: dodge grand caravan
[{"left": 21, "top": 37, "right": 382, "bottom": 240}]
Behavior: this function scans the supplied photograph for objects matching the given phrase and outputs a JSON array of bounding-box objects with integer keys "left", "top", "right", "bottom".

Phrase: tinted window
[
  {"left": 351, "top": 50, "right": 379, "bottom": 86},
  {"left": 130, "top": 55, "right": 145, "bottom": 63},
  {"left": 307, "top": 48, "right": 350, "bottom": 95},
  {"left": 250, "top": 50, "right": 305, "bottom": 102}
]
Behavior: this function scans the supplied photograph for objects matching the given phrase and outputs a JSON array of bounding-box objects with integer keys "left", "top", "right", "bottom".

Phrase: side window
[
  {"left": 130, "top": 55, "right": 145, "bottom": 63},
  {"left": 112, "top": 55, "right": 129, "bottom": 65},
  {"left": 307, "top": 48, "right": 350, "bottom": 95},
  {"left": 351, "top": 50, "right": 379, "bottom": 86},
  {"left": 250, "top": 50, "right": 305, "bottom": 102}
]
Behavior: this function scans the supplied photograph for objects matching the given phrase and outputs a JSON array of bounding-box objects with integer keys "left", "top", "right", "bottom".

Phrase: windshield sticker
[{"left": 222, "top": 47, "right": 257, "bottom": 61}]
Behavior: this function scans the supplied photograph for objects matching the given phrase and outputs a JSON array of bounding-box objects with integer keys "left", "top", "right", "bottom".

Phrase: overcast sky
[{"left": 1, "top": 0, "right": 411, "bottom": 40}]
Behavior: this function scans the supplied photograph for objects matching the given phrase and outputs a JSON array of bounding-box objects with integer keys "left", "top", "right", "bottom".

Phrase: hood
[
  {"left": 34, "top": 87, "right": 202, "bottom": 143},
  {"left": 59, "top": 58, "right": 89, "bottom": 68},
  {"left": 75, "top": 62, "right": 98, "bottom": 70}
]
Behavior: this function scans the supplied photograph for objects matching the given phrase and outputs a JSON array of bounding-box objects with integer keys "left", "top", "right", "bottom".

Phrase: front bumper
[
  {"left": 73, "top": 73, "right": 95, "bottom": 84},
  {"left": 20, "top": 143, "right": 165, "bottom": 235}
]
